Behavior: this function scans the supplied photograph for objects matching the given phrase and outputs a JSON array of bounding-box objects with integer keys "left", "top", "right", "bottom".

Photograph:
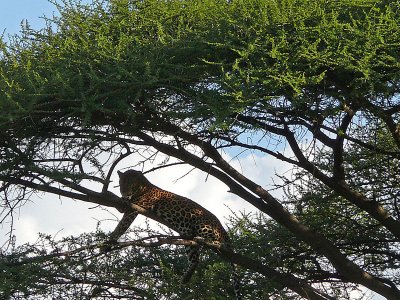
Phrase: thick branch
[
  {"left": 332, "top": 109, "right": 354, "bottom": 182},
  {"left": 282, "top": 122, "right": 400, "bottom": 241},
  {"left": 367, "top": 103, "right": 400, "bottom": 150},
  {"left": 4, "top": 177, "right": 127, "bottom": 213}
]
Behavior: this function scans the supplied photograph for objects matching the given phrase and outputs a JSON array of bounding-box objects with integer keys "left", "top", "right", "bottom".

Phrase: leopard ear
[{"left": 117, "top": 170, "right": 122, "bottom": 176}]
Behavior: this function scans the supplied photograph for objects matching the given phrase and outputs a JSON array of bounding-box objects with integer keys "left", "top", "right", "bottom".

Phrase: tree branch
[
  {"left": 281, "top": 119, "right": 400, "bottom": 240},
  {"left": 4, "top": 177, "right": 127, "bottom": 213},
  {"left": 333, "top": 108, "right": 355, "bottom": 182}
]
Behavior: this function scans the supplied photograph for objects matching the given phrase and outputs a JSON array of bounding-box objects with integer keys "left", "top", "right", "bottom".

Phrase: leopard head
[{"left": 118, "top": 170, "right": 152, "bottom": 197}]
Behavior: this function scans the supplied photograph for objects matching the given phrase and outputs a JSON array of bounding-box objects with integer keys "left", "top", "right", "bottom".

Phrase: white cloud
[
  {"left": 12, "top": 216, "right": 40, "bottom": 245},
  {"left": 0, "top": 194, "right": 119, "bottom": 247}
]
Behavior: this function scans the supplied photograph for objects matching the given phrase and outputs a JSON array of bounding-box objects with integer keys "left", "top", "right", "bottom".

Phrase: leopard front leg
[{"left": 101, "top": 211, "right": 138, "bottom": 253}]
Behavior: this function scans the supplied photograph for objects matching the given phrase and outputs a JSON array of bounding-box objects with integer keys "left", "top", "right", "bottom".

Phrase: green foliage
[
  {"left": 1, "top": 0, "right": 399, "bottom": 128},
  {"left": 0, "top": 227, "right": 239, "bottom": 300}
]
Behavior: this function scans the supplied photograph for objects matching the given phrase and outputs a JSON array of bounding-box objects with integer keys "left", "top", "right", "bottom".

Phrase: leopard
[{"left": 103, "top": 169, "right": 242, "bottom": 300}]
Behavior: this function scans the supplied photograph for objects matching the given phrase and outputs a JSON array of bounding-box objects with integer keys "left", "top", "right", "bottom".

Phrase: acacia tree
[{"left": 1, "top": 0, "right": 399, "bottom": 299}]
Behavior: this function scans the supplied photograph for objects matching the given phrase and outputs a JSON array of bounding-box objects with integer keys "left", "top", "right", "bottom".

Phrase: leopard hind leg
[
  {"left": 231, "top": 263, "right": 242, "bottom": 300},
  {"left": 181, "top": 245, "right": 201, "bottom": 284}
]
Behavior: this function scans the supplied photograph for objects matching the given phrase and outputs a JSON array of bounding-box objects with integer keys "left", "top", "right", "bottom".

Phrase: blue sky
[{"left": 0, "top": 0, "right": 58, "bottom": 37}]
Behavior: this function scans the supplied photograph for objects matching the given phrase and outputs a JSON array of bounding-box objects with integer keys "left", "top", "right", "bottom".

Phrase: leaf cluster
[{"left": 1, "top": 0, "right": 399, "bottom": 129}]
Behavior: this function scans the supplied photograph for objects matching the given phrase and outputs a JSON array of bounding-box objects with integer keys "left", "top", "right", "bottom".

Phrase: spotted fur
[{"left": 105, "top": 169, "right": 241, "bottom": 300}]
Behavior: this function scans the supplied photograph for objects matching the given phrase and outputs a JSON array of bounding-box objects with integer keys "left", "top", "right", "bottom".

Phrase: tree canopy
[{"left": 1, "top": 0, "right": 399, "bottom": 299}]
